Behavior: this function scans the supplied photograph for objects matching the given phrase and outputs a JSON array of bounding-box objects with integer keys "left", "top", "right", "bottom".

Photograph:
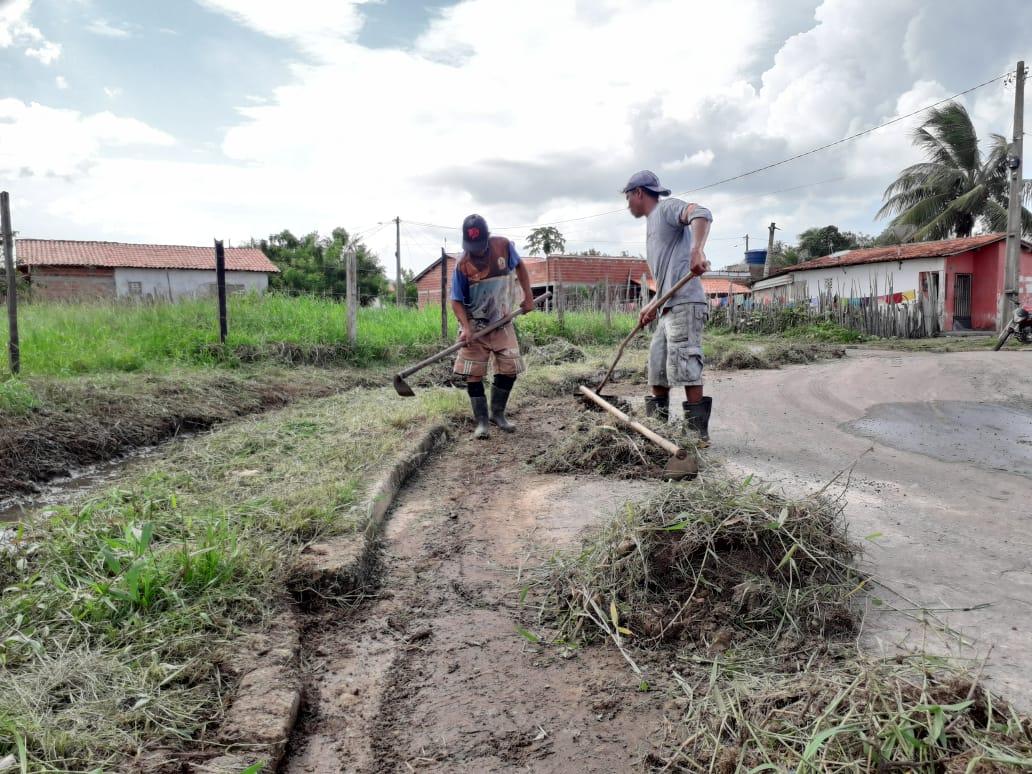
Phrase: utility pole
[
  {"left": 744, "top": 234, "right": 749, "bottom": 252},
  {"left": 763, "top": 221, "right": 779, "bottom": 278},
  {"left": 1001, "top": 60, "right": 1025, "bottom": 331},
  {"left": 1, "top": 191, "right": 19, "bottom": 375},
  {"left": 395, "top": 216, "right": 403, "bottom": 307}
]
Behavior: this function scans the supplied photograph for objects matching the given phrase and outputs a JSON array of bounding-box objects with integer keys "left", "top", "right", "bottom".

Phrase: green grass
[
  {"left": 0, "top": 384, "right": 467, "bottom": 771},
  {"left": 0, "top": 295, "right": 639, "bottom": 377}
]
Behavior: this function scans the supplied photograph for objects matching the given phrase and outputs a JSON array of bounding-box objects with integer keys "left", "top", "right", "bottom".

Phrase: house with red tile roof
[
  {"left": 13, "top": 239, "right": 280, "bottom": 302},
  {"left": 412, "top": 252, "right": 751, "bottom": 310},
  {"left": 750, "top": 234, "right": 1032, "bottom": 332}
]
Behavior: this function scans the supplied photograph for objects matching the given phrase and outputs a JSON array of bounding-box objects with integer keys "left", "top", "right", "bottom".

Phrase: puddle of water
[
  {"left": 0, "top": 441, "right": 173, "bottom": 523},
  {"left": 845, "top": 400, "right": 1032, "bottom": 477}
]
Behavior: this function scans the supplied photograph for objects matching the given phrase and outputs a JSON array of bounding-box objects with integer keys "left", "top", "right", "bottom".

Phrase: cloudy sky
[{"left": 1, "top": 0, "right": 1029, "bottom": 273}]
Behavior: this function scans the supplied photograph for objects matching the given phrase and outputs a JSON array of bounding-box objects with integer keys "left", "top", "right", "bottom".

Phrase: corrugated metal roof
[{"left": 14, "top": 239, "right": 280, "bottom": 273}]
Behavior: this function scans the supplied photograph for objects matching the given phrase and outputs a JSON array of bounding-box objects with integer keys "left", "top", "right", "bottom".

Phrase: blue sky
[{"left": 1, "top": 0, "right": 1029, "bottom": 274}]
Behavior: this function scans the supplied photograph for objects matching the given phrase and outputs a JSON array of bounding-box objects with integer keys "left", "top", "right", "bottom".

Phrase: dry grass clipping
[
  {"left": 535, "top": 411, "right": 701, "bottom": 478},
  {"left": 521, "top": 475, "right": 1032, "bottom": 771},
  {"left": 526, "top": 339, "right": 587, "bottom": 366}
]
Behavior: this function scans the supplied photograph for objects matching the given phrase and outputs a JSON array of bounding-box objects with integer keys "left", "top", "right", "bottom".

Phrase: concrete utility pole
[
  {"left": 763, "top": 221, "right": 779, "bottom": 278},
  {"left": 1001, "top": 60, "right": 1026, "bottom": 331},
  {"left": 395, "top": 216, "right": 403, "bottom": 306},
  {"left": 744, "top": 234, "right": 749, "bottom": 252}
]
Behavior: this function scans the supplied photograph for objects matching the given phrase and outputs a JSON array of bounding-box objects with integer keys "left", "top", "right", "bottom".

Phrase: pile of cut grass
[
  {"left": 535, "top": 410, "right": 700, "bottom": 478},
  {"left": 653, "top": 647, "right": 1032, "bottom": 772},
  {"left": 525, "top": 339, "right": 587, "bottom": 366},
  {"left": 522, "top": 474, "right": 1032, "bottom": 771},
  {"left": 0, "top": 386, "right": 467, "bottom": 771},
  {"left": 710, "top": 341, "right": 846, "bottom": 370},
  {"left": 523, "top": 476, "right": 860, "bottom": 649}
]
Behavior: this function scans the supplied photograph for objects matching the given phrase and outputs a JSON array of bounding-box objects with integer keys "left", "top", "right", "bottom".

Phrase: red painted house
[{"left": 752, "top": 234, "right": 1032, "bottom": 331}]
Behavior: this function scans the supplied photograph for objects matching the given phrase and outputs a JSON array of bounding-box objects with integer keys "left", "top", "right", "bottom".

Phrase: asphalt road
[{"left": 708, "top": 348, "right": 1032, "bottom": 707}]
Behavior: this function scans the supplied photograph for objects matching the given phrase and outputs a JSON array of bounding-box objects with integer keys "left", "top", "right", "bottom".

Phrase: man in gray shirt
[{"left": 623, "top": 170, "right": 714, "bottom": 442}]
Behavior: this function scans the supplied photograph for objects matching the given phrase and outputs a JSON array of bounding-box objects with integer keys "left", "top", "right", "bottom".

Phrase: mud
[
  {"left": 846, "top": 400, "right": 1032, "bottom": 477},
  {"left": 283, "top": 399, "right": 667, "bottom": 773}
]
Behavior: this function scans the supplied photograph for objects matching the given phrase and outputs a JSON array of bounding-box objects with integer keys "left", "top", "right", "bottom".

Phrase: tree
[
  {"left": 578, "top": 248, "right": 603, "bottom": 256},
  {"left": 797, "top": 226, "right": 861, "bottom": 259},
  {"left": 768, "top": 240, "right": 803, "bottom": 270},
  {"left": 261, "top": 227, "right": 388, "bottom": 303},
  {"left": 878, "top": 101, "right": 1032, "bottom": 240},
  {"left": 524, "top": 226, "right": 566, "bottom": 256}
]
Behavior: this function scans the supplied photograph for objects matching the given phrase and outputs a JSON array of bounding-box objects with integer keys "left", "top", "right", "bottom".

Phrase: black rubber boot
[
  {"left": 682, "top": 396, "right": 712, "bottom": 443},
  {"left": 644, "top": 395, "right": 670, "bottom": 422},
  {"left": 470, "top": 396, "right": 491, "bottom": 439},
  {"left": 490, "top": 386, "right": 516, "bottom": 433}
]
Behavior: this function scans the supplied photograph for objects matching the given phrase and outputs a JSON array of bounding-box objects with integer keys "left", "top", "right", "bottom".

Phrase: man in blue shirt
[
  {"left": 623, "top": 170, "right": 714, "bottom": 442},
  {"left": 451, "top": 214, "right": 534, "bottom": 439}
]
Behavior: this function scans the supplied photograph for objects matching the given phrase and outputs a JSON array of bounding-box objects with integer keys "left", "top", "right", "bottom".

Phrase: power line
[
  {"left": 488, "top": 70, "right": 1011, "bottom": 230},
  {"left": 401, "top": 174, "right": 844, "bottom": 249}
]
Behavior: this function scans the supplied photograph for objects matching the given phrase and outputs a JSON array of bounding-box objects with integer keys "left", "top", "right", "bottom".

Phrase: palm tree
[
  {"left": 877, "top": 102, "right": 1032, "bottom": 240},
  {"left": 524, "top": 226, "right": 566, "bottom": 256}
]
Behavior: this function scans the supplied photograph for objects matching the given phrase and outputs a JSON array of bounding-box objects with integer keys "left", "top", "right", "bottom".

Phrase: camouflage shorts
[
  {"left": 453, "top": 323, "right": 525, "bottom": 379},
  {"left": 648, "top": 302, "right": 707, "bottom": 387}
]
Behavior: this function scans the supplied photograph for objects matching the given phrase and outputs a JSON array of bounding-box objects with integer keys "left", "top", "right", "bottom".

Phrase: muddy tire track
[{"left": 283, "top": 400, "right": 666, "bottom": 773}]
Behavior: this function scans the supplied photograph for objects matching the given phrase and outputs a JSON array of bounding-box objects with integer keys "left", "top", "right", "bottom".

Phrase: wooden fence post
[
  {"left": 440, "top": 248, "right": 449, "bottom": 341},
  {"left": 214, "top": 239, "right": 228, "bottom": 344},
  {"left": 556, "top": 263, "right": 565, "bottom": 329},
  {"left": 345, "top": 245, "right": 358, "bottom": 344},
  {"left": 1, "top": 192, "right": 19, "bottom": 375},
  {"left": 604, "top": 276, "right": 612, "bottom": 328}
]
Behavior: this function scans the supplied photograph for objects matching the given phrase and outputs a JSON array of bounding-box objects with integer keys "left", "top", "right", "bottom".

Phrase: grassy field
[
  {"left": 0, "top": 383, "right": 469, "bottom": 771},
  {"left": 0, "top": 295, "right": 640, "bottom": 377},
  {"left": 0, "top": 355, "right": 618, "bottom": 771}
]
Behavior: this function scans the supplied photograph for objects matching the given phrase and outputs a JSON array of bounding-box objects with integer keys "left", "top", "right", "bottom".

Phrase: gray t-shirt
[{"left": 646, "top": 197, "right": 713, "bottom": 308}]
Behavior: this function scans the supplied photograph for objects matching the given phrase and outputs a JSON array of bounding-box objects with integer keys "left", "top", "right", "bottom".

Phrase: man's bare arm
[
  {"left": 451, "top": 299, "right": 473, "bottom": 344},
  {"left": 515, "top": 261, "right": 534, "bottom": 313},
  {"left": 681, "top": 204, "right": 712, "bottom": 276}
]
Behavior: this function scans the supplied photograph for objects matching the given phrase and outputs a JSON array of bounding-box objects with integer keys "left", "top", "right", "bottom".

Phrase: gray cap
[{"left": 622, "top": 170, "right": 671, "bottom": 196}]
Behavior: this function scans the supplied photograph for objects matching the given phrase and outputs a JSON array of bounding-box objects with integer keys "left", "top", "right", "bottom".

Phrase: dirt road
[
  {"left": 282, "top": 349, "right": 1032, "bottom": 772},
  {"left": 705, "top": 349, "right": 1032, "bottom": 705},
  {"left": 284, "top": 399, "right": 668, "bottom": 773}
]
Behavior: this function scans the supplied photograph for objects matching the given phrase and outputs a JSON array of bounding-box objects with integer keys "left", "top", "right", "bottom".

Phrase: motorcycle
[{"left": 994, "top": 300, "right": 1032, "bottom": 350}]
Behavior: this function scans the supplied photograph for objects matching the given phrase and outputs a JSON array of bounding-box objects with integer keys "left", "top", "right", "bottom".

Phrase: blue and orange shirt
[{"left": 450, "top": 236, "right": 522, "bottom": 329}]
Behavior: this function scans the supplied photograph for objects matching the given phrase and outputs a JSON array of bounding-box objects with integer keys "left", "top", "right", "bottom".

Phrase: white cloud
[
  {"left": 25, "top": 39, "right": 60, "bottom": 64},
  {"left": 194, "top": 0, "right": 368, "bottom": 53},
  {"left": 8, "top": 0, "right": 1030, "bottom": 271},
  {"left": 663, "top": 150, "right": 716, "bottom": 172},
  {"left": 0, "top": 0, "right": 40, "bottom": 48},
  {"left": 86, "top": 19, "right": 132, "bottom": 39},
  {"left": 55, "top": 75, "right": 68, "bottom": 89},
  {"left": 103, "top": 86, "right": 123, "bottom": 99},
  {"left": 0, "top": 99, "right": 175, "bottom": 178},
  {"left": 2, "top": 0, "right": 61, "bottom": 64}
]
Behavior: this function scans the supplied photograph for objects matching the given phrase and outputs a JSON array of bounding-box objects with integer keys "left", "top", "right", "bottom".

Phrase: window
[{"left": 127, "top": 281, "right": 143, "bottom": 296}]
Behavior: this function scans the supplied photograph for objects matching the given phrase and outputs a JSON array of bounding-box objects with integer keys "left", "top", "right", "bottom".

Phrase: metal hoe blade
[
  {"left": 663, "top": 450, "right": 698, "bottom": 481},
  {"left": 393, "top": 373, "right": 415, "bottom": 397},
  {"left": 576, "top": 386, "right": 697, "bottom": 480}
]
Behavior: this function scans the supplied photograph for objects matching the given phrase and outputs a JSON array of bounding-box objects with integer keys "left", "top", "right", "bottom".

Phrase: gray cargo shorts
[{"left": 648, "top": 302, "right": 708, "bottom": 388}]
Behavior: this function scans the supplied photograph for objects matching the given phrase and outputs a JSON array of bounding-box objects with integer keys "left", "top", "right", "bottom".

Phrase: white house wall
[
  {"left": 113, "top": 268, "right": 269, "bottom": 301},
  {"left": 788, "top": 257, "right": 945, "bottom": 300}
]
